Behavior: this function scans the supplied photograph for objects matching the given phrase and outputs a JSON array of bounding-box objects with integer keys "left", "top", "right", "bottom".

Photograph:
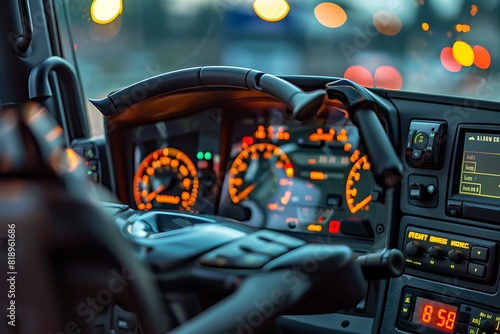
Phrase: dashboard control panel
[
  {"left": 398, "top": 288, "right": 500, "bottom": 334},
  {"left": 404, "top": 227, "right": 497, "bottom": 284}
]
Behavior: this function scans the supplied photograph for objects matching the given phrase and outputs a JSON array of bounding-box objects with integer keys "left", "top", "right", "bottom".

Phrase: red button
[{"left": 328, "top": 220, "right": 340, "bottom": 234}]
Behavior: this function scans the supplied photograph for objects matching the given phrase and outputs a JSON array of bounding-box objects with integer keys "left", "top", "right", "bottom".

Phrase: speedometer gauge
[
  {"left": 228, "top": 143, "right": 294, "bottom": 211},
  {"left": 346, "top": 151, "right": 373, "bottom": 214},
  {"left": 133, "top": 147, "right": 199, "bottom": 211}
]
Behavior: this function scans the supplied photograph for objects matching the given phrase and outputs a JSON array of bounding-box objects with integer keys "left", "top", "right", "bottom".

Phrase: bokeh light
[
  {"left": 373, "top": 10, "right": 402, "bottom": 36},
  {"left": 344, "top": 66, "right": 374, "bottom": 88},
  {"left": 253, "top": 0, "right": 290, "bottom": 22},
  {"left": 455, "top": 24, "right": 471, "bottom": 33},
  {"left": 421, "top": 22, "right": 429, "bottom": 31},
  {"left": 470, "top": 4, "right": 478, "bottom": 16},
  {"left": 90, "top": 0, "right": 123, "bottom": 25},
  {"left": 374, "top": 66, "right": 403, "bottom": 90},
  {"left": 314, "top": 3, "right": 347, "bottom": 28},
  {"left": 440, "top": 47, "right": 461, "bottom": 72},
  {"left": 473, "top": 45, "right": 491, "bottom": 70},
  {"left": 452, "top": 41, "right": 474, "bottom": 66}
]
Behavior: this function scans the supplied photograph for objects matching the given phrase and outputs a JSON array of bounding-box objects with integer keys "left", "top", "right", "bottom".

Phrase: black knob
[
  {"left": 357, "top": 249, "right": 406, "bottom": 280},
  {"left": 428, "top": 246, "right": 442, "bottom": 259},
  {"left": 479, "top": 319, "right": 494, "bottom": 332},
  {"left": 448, "top": 249, "right": 463, "bottom": 263},
  {"left": 406, "top": 241, "right": 423, "bottom": 258}
]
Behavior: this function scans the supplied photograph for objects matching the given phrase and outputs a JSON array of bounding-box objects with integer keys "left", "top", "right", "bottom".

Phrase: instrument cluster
[{"left": 129, "top": 104, "right": 382, "bottom": 237}]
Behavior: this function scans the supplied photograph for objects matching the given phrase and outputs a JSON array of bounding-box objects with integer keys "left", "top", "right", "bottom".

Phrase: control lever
[
  {"left": 325, "top": 79, "right": 403, "bottom": 188},
  {"left": 357, "top": 249, "right": 405, "bottom": 280}
]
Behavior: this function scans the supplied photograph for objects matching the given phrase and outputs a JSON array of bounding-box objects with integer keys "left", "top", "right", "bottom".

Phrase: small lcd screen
[
  {"left": 459, "top": 132, "right": 500, "bottom": 199},
  {"left": 412, "top": 297, "right": 458, "bottom": 333}
]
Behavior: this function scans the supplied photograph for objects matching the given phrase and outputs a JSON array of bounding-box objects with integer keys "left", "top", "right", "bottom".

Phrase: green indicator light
[
  {"left": 204, "top": 152, "right": 213, "bottom": 160},
  {"left": 197, "top": 151, "right": 204, "bottom": 160}
]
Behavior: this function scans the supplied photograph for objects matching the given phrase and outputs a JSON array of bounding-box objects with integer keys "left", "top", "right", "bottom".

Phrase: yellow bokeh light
[
  {"left": 253, "top": 0, "right": 290, "bottom": 22},
  {"left": 314, "top": 3, "right": 347, "bottom": 28},
  {"left": 91, "top": 0, "right": 123, "bottom": 25},
  {"left": 452, "top": 41, "right": 474, "bottom": 67},
  {"left": 421, "top": 22, "right": 429, "bottom": 31}
]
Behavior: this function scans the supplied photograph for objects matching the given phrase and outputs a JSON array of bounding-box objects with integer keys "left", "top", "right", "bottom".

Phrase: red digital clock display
[{"left": 412, "top": 297, "right": 458, "bottom": 333}]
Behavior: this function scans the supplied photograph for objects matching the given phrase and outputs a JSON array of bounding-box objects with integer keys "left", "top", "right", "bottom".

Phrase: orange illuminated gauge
[
  {"left": 133, "top": 148, "right": 199, "bottom": 211},
  {"left": 345, "top": 152, "right": 373, "bottom": 214},
  {"left": 228, "top": 143, "right": 294, "bottom": 210}
]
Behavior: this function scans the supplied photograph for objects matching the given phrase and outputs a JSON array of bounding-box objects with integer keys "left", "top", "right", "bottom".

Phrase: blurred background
[{"left": 64, "top": 0, "right": 500, "bottom": 135}]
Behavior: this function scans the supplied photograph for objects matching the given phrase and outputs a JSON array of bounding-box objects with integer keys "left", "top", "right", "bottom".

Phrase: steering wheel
[{"left": 26, "top": 60, "right": 405, "bottom": 333}]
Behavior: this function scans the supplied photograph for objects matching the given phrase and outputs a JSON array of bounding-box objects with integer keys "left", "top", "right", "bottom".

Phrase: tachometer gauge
[
  {"left": 133, "top": 147, "right": 199, "bottom": 211},
  {"left": 346, "top": 151, "right": 373, "bottom": 214},
  {"left": 228, "top": 143, "right": 294, "bottom": 211}
]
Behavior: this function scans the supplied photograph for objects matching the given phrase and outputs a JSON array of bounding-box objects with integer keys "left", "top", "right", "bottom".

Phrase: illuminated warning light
[
  {"left": 452, "top": 41, "right": 474, "bottom": 67},
  {"left": 374, "top": 66, "right": 403, "bottom": 90},
  {"left": 307, "top": 158, "right": 317, "bottom": 165},
  {"left": 373, "top": 10, "right": 402, "bottom": 36},
  {"left": 204, "top": 152, "right": 213, "bottom": 160},
  {"left": 156, "top": 195, "right": 181, "bottom": 205},
  {"left": 470, "top": 4, "right": 478, "bottom": 16},
  {"left": 307, "top": 224, "right": 323, "bottom": 232},
  {"left": 344, "top": 143, "right": 352, "bottom": 152},
  {"left": 328, "top": 220, "right": 340, "bottom": 234},
  {"left": 473, "top": 45, "right": 491, "bottom": 70},
  {"left": 314, "top": 2, "right": 347, "bottom": 28},
  {"left": 90, "top": 0, "right": 123, "bottom": 25},
  {"left": 440, "top": 47, "right": 461, "bottom": 72},
  {"left": 268, "top": 202, "right": 279, "bottom": 211},
  {"left": 455, "top": 24, "right": 471, "bottom": 33},
  {"left": 281, "top": 191, "right": 292, "bottom": 205},
  {"left": 276, "top": 127, "right": 291, "bottom": 141},
  {"left": 421, "top": 22, "right": 430, "bottom": 32},
  {"left": 309, "top": 128, "right": 334, "bottom": 142},
  {"left": 318, "top": 216, "right": 324, "bottom": 223},
  {"left": 242, "top": 136, "right": 254, "bottom": 146},
  {"left": 344, "top": 66, "right": 374, "bottom": 88},
  {"left": 310, "top": 171, "right": 326, "bottom": 181},
  {"left": 255, "top": 125, "right": 267, "bottom": 139},
  {"left": 253, "top": 0, "right": 290, "bottom": 22},
  {"left": 279, "top": 178, "right": 291, "bottom": 186},
  {"left": 197, "top": 151, "right": 204, "bottom": 160},
  {"left": 337, "top": 128, "right": 348, "bottom": 142},
  {"left": 284, "top": 162, "right": 294, "bottom": 178}
]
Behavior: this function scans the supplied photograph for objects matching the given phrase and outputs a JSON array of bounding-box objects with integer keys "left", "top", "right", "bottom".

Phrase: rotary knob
[
  {"left": 406, "top": 241, "right": 423, "bottom": 258},
  {"left": 448, "top": 249, "right": 463, "bottom": 263},
  {"left": 428, "top": 246, "right": 442, "bottom": 259}
]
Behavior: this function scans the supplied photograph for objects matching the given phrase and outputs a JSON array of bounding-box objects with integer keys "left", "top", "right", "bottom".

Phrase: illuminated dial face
[
  {"left": 346, "top": 151, "right": 373, "bottom": 214},
  {"left": 228, "top": 142, "right": 294, "bottom": 211},
  {"left": 133, "top": 147, "right": 199, "bottom": 211}
]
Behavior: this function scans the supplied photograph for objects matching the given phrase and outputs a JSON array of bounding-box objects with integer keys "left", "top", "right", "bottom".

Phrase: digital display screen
[
  {"left": 412, "top": 297, "right": 457, "bottom": 333},
  {"left": 459, "top": 132, "right": 500, "bottom": 199}
]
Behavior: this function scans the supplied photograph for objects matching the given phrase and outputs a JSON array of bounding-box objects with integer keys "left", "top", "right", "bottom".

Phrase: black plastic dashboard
[{"left": 82, "top": 69, "right": 500, "bottom": 334}]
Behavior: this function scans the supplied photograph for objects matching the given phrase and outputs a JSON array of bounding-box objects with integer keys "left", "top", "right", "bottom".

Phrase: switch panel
[
  {"left": 404, "top": 226, "right": 497, "bottom": 284},
  {"left": 406, "top": 120, "right": 447, "bottom": 169}
]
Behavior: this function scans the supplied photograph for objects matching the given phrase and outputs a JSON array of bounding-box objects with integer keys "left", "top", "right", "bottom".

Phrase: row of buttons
[{"left": 72, "top": 143, "right": 100, "bottom": 182}]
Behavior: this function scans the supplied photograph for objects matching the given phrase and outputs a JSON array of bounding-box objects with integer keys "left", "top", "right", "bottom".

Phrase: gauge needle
[
  {"left": 236, "top": 184, "right": 255, "bottom": 202},
  {"left": 144, "top": 184, "right": 165, "bottom": 203},
  {"left": 351, "top": 195, "right": 372, "bottom": 214}
]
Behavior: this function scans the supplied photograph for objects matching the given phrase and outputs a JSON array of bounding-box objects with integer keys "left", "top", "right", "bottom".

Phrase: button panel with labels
[
  {"left": 398, "top": 288, "right": 500, "bottom": 334},
  {"left": 404, "top": 227, "right": 497, "bottom": 284}
]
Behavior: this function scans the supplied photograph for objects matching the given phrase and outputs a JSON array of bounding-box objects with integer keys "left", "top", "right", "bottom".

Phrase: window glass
[{"left": 65, "top": 0, "right": 500, "bottom": 135}]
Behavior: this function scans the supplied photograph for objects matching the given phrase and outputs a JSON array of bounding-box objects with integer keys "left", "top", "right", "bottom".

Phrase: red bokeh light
[
  {"left": 344, "top": 66, "right": 374, "bottom": 88},
  {"left": 440, "top": 47, "right": 461, "bottom": 72},
  {"left": 374, "top": 66, "right": 403, "bottom": 90},
  {"left": 473, "top": 45, "right": 491, "bottom": 70}
]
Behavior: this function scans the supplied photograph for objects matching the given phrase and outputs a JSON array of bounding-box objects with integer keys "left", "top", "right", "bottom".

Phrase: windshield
[{"left": 64, "top": 0, "right": 500, "bottom": 135}]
